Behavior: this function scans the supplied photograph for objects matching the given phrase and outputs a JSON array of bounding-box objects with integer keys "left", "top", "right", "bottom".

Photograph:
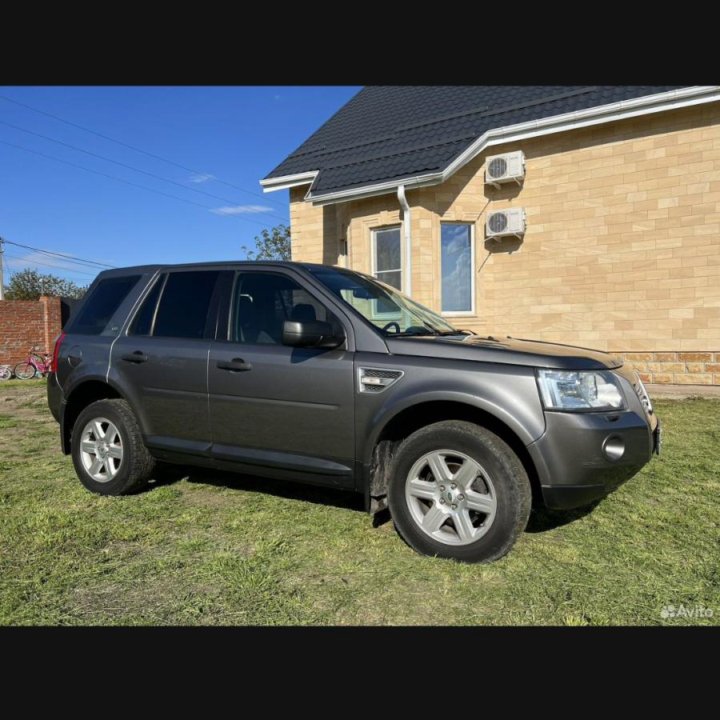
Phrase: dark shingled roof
[{"left": 264, "top": 86, "right": 683, "bottom": 197}]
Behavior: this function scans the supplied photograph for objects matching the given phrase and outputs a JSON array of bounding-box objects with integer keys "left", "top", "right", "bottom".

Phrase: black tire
[
  {"left": 71, "top": 398, "right": 155, "bottom": 496},
  {"left": 387, "top": 420, "right": 531, "bottom": 563},
  {"left": 14, "top": 362, "right": 37, "bottom": 380}
]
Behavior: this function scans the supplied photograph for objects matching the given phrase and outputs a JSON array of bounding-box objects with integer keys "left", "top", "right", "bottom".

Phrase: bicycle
[
  {"left": 0, "top": 365, "right": 13, "bottom": 381},
  {"left": 14, "top": 347, "right": 52, "bottom": 380}
]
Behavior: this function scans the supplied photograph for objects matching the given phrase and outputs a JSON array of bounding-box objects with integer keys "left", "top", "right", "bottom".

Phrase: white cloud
[
  {"left": 211, "top": 205, "right": 275, "bottom": 216},
  {"left": 189, "top": 173, "right": 215, "bottom": 184}
]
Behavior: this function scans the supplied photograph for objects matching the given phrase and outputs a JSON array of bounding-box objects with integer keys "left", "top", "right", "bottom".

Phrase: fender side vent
[{"left": 358, "top": 367, "right": 404, "bottom": 394}]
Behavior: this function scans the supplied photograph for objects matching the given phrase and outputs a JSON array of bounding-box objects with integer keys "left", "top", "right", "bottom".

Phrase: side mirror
[{"left": 282, "top": 320, "right": 345, "bottom": 349}]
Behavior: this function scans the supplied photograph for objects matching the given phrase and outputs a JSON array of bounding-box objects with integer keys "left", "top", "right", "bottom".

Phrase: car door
[
  {"left": 208, "top": 268, "right": 356, "bottom": 487},
  {"left": 110, "top": 269, "right": 225, "bottom": 457}
]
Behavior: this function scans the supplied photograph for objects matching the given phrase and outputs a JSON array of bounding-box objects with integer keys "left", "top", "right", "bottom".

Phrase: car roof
[{"left": 96, "top": 260, "right": 340, "bottom": 277}]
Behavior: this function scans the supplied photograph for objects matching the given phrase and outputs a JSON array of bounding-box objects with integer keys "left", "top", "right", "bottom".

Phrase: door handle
[
  {"left": 121, "top": 351, "right": 148, "bottom": 364},
  {"left": 216, "top": 358, "right": 252, "bottom": 372}
]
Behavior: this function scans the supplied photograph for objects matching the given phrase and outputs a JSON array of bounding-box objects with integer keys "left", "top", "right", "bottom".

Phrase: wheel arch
[
  {"left": 365, "top": 397, "right": 542, "bottom": 510},
  {"left": 61, "top": 378, "right": 127, "bottom": 454}
]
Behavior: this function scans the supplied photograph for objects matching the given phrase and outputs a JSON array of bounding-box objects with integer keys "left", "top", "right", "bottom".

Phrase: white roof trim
[
  {"left": 278, "top": 86, "right": 720, "bottom": 206},
  {"left": 261, "top": 170, "right": 318, "bottom": 192}
]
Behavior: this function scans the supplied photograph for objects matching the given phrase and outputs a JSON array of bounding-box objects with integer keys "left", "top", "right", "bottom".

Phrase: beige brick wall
[
  {"left": 289, "top": 102, "right": 720, "bottom": 384},
  {"left": 621, "top": 351, "right": 720, "bottom": 385},
  {"left": 289, "top": 186, "right": 324, "bottom": 263},
  {"left": 289, "top": 187, "right": 349, "bottom": 266}
]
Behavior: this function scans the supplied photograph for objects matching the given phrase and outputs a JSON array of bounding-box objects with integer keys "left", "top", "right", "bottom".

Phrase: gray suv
[{"left": 47, "top": 262, "right": 660, "bottom": 563}]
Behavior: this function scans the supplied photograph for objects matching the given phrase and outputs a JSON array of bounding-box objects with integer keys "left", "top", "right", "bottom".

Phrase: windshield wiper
[{"left": 391, "top": 329, "right": 436, "bottom": 337}]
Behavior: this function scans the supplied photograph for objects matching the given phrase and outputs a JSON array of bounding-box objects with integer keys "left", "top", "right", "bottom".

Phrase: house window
[
  {"left": 372, "top": 226, "right": 402, "bottom": 291},
  {"left": 441, "top": 223, "right": 474, "bottom": 314}
]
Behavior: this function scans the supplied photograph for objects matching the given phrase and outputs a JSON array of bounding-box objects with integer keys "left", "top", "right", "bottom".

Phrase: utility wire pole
[{"left": 0, "top": 236, "right": 5, "bottom": 300}]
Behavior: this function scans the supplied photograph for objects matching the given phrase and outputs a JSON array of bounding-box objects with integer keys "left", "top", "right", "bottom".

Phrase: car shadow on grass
[
  {"left": 525, "top": 501, "right": 601, "bottom": 533},
  {"left": 148, "top": 462, "right": 365, "bottom": 513},
  {"left": 147, "top": 464, "right": 601, "bottom": 530},
  {"left": 368, "top": 503, "right": 603, "bottom": 533}
]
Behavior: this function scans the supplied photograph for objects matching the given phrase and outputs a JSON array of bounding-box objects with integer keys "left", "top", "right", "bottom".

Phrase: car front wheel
[
  {"left": 71, "top": 398, "right": 155, "bottom": 496},
  {"left": 387, "top": 420, "right": 531, "bottom": 563}
]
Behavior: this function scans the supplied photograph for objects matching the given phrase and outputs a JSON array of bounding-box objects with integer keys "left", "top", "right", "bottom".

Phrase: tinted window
[
  {"left": 70, "top": 275, "right": 140, "bottom": 335},
  {"left": 231, "top": 272, "right": 333, "bottom": 344},
  {"left": 128, "top": 275, "right": 164, "bottom": 336},
  {"left": 153, "top": 271, "right": 220, "bottom": 339}
]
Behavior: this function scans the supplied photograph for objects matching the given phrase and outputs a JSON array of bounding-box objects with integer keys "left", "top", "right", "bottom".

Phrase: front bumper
[{"left": 528, "top": 408, "right": 659, "bottom": 510}]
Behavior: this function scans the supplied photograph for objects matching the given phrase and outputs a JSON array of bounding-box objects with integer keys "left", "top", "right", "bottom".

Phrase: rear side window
[
  {"left": 70, "top": 275, "right": 140, "bottom": 335},
  {"left": 152, "top": 271, "right": 220, "bottom": 339},
  {"left": 128, "top": 276, "right": 164, "bottom": 336}
]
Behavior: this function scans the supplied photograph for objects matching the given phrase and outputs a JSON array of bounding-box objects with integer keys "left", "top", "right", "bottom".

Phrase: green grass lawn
[{"left": 0, "top": 378, "right": 718, "bottom": 625}]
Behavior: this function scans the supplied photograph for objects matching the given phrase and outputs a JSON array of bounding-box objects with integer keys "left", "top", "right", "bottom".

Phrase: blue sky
[{"left": 0, "top": 86, "right": 360, "bottom": 286}]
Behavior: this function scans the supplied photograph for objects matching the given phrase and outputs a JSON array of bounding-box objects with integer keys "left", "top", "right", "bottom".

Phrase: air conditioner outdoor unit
[
  {"left": 486, "top": 208, "right": 526, "bottom": 239},
  {"left": 485, "top": 150, "right": 525, "bottom": 187}
]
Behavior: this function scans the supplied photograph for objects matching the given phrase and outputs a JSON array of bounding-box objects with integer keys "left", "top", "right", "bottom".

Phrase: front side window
[
  {"left": 152, "top": 271, "right": 220, "bottom": 339},
  {"left": 441, "top": 223, "right": 474, "bottom": 314},
  {"left": 373, "top": 227, "right": 402, "bottom": 290},
  {"left": 69, "top": 274, "right": 141, "bottom": 335},
  {"left": 231, "top": 272, "right": 334, "bottom": 345}
]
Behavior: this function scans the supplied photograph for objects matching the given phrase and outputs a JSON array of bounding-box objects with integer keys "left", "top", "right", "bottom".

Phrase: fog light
[{"left": 603, "top": 435, "right": 625, "bottom": 462}]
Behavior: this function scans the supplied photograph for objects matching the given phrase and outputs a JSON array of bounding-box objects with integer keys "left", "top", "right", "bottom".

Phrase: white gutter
[
  {"left": 261, "top": 86, "right": 720, "bottom": 206},
  {"left": 397, "top": 185, "right": 412, "bottom": 297},
  {"left": 260, "top": 170, "right": 318, "bottom": 192}
]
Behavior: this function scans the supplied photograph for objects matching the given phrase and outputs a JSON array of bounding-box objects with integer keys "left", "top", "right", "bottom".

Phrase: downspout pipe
[{"left": 397, "top": 185, "right": 412, "bottom": 297}]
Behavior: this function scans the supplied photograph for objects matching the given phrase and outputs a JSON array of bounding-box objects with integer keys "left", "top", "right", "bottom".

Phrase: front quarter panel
[{"left": 355, "top": 352, "right": 546, "bottom": 471}]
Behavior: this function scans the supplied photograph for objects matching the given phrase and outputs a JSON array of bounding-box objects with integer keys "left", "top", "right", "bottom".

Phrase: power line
[
  {"left": 3, "top": 251, "right": 100, "bottom": 279},
  {"left": 0, "top": 139, "right": 276, "bottom": 229},
  {"left": 0, "top": 93, "right": 289, "bottom": 211},
  {"left": 0, "top": 117, "right": 289, "bottom": 224},
  {"left": 2, "top": 237, "right": 115, "bottom": 269}
]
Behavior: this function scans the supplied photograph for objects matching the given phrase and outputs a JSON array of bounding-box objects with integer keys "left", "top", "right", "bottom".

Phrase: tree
[
  {"left": 242, "top": 224, "right": 291, "bottom": 261},
  {"left": 4, "top": 268, "right": 87, "bottom": 300}
]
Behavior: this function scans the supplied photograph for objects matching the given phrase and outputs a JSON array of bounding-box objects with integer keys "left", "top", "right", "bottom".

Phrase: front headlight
[{"left": 536, "top": 369, "right": 626, "bottom": 411}]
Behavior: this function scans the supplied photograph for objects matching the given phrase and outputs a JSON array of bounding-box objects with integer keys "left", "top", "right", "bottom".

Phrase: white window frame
[
  {"left": 371, "top": 225, "right": 403, "bottom": 319},
  {"left": 440, "top": 222, "right": 476, "bottom": 317}
]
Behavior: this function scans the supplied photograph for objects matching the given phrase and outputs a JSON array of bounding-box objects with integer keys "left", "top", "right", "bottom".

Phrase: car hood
[{"left": 385, "top": 334, "right": 623, "bottom": 370}]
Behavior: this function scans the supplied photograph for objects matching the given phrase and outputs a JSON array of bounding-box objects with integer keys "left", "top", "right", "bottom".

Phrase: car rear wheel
[
  {"left": 71, "top": 398, "right": 155, "bottom": 495},
  {"left": 387, "top": 420, "right": 531, "bottom": 563}
]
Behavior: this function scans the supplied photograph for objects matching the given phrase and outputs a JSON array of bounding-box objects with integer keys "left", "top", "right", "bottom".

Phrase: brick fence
[{"left": 0, "top": 296, "right": 62, "bottom": 366}]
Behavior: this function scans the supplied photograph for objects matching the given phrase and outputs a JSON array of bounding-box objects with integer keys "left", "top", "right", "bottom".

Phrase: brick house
[{"left": 261, "top": 86, "right": 720, "bottom": 385}]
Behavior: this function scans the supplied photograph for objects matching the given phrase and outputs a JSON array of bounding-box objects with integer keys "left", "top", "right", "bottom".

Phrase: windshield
[{"left": 308, "top": 266, "right": 465, "bottom": 337}]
